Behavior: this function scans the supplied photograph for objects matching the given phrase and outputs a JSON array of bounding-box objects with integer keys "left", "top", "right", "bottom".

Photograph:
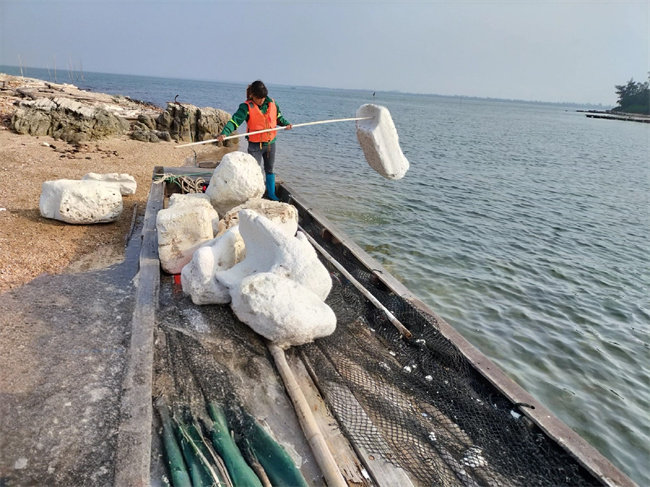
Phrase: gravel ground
[
  {"left": 0, "top": 128, "right": 170, "bottom": 292},
  {"left": 0, "top": 72, "right": 233, "bottom": 293},
  {"left": 0, "top": 128, "right": 230, "bottom": 293},
  {"left": 0, "top": 75, "right": 233, "bottom": 484}
]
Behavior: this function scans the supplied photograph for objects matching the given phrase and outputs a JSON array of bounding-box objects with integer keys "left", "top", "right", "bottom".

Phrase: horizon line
[{"left": 0, "top": 64, "right": 612, "bottom": 108}]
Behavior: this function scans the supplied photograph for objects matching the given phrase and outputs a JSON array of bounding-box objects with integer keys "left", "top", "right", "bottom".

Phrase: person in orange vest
[{"left": 217, "top": 80, "right": 292, "bottom": 201}]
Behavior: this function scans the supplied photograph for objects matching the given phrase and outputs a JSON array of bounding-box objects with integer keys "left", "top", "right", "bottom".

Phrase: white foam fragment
[
  {"left": 216, "top": 198, "right": 298, "bottom": 238},
  {"left": 231, "top": 272, "right": 336, "bottom": 348},
  {"left": 156, "top": 197, "right": 219, "bottom": 274},
  {"left": 180, "top": 225, "right": 245, "bottom": 304},
  {"left": 216, "top": 210, "right": 332, "bottom": 301},
  {"left": 356, "top": 104, "right": 409, "bottom": 180},
  {"left": 39, "top": 179, "right": 123, "bottom": 224},
  {"left": 205, "top": 151, "right": 265, "bottom": 216},
  {"left": 82, "top": 172, "right": 137, "bottom": 195}
]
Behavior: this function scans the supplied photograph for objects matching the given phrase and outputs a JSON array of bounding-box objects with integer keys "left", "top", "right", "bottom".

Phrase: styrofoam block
[
  {"left": 156, "top": 199, "right": 219, "bottom": 274},
  {"left": 215, "top": 210, "right": 332, "bottom": 301},
  {"left": 205, "top": 151, "right": 265, "bottom": 216},
  {"left": 168, "top": 193, "right": 220, "bottom": 236},
  {"left": 181, "top": 225, "right": 245, "bottom": 304},
  {"left": 216, "top": 198, "right": 298, "bottom": 238},
  {"left": 82, "top": 172, "right": 137, "bottom": 195},
  {"left": 39, "top": 179, "right": 123, "bottom": 224},
  {"left": 231, "top": 272, "right": 336, "bottom": 348},
  {"left": 356, "top": 104, "right": 409, "bottom": 180}
]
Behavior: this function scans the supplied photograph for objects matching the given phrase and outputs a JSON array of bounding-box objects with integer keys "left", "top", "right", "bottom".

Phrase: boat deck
[{"left": 112, "top": 166, "right": 636, "bottom": 487}]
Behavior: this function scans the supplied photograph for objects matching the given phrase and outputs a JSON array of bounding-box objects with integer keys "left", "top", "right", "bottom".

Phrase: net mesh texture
[{"left": 296, "top": 217, "right": 599, "bottom": 487}]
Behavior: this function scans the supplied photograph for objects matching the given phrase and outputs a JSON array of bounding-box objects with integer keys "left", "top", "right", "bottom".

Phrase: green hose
[
  {"left": 240, "top": 410, "right": 309, "bottom": 487},
  {"left": 175, "top": 420, "right": 214, "bottom": 487},
  {"left": 155, "top": 399, "right": 192, "bottom": 487},
  {"left": 207, "top": 402, "right": 263, "bottom": 487}
]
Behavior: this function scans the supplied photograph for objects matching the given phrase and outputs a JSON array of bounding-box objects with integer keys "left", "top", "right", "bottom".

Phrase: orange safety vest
[{"left": 246, "top": 99, "right": 277, "bottom": 143}]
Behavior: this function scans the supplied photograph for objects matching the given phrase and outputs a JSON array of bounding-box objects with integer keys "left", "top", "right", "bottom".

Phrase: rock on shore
[
  {"left": 12, "top": 97, "right": 132, "bottom": 143},
  {"left": 1, "top": 73, "right": 234, "bottom": 145}
]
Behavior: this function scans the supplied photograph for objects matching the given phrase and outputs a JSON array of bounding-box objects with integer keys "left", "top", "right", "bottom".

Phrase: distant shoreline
[
  {"left": 577, "top": 109, "right": 650, "bottom": 124},
  {"left": 0, "top": 64, "right": 612, "bottom": 111}
]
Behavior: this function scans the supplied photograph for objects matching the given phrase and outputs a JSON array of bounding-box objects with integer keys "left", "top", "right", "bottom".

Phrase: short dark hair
[{"left": 250, "top": 80, "right": 268, "bottom": 99}]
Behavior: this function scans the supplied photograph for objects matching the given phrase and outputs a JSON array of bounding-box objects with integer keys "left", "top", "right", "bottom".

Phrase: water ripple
[{"left": 280, "top": 94, "right": 649, "bottom": 485}]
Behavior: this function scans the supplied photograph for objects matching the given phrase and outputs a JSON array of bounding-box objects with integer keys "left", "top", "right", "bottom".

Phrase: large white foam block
[
  {"left": 205, "top": 151, "right": 265, "bottom": 216},
  {"left": 231, "top": 272, "right": 336, "bottom": 348},
  {"left": 216, "top": 210, "right": 332, "bottom": 301},
  {"left": 39, "top": 179, "right": 123, "bottom": 224},
  {"left": 156, "top": 196, "right": 219, "bottom": 274},
  {"left": 181, "top": 225, "right": 245, "bottom": 304},
  {"left": 356, "top": 104, "right": 409, "bottom": 180},
  {"left": 82, "top": 172, "right": 137, "bottom": 195},
  {"left": 168, "top": 193, "right": 220, "bottom": 236},
  {"left": 216, "top": 198, "right": 298, "bottom": 238}
]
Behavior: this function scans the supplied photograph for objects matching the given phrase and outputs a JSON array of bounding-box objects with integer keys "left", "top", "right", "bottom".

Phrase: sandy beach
[
  {"left": 0, "top": 74, "right": 232, "bottom": 485},
  {"left": 0, "top": 74, "right": 232, "bottom": 293}
]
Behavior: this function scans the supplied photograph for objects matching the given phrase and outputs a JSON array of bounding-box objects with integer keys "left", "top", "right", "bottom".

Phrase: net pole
[
  {"left": 174, "top": 116, "right": 372, "bottom": 149},
  {"left": 267, "top": 342, "right": 347, "bottom": 487},
  {"left": 298, "top": 226, "right": 412, "bottom": 339}
]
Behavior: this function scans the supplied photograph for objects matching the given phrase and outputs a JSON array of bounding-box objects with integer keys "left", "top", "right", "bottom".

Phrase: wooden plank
[
  {"left": 114, "top": 181, "right": 163, "bottom": 486},
  {"left": 154, "top": 166, "right": 214, "bottom": 180}
]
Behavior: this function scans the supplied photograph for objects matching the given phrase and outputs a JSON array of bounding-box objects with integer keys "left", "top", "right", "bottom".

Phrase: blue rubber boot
[{"left": 266, "top": 173, "right": 279, "bottom": 201}]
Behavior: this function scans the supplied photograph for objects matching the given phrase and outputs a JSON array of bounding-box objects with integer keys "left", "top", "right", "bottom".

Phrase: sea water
[{"left": 4, "top": 67, "right": 648, "bottom": 485}]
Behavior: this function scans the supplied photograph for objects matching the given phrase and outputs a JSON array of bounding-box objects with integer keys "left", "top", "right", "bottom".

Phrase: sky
[{"left": 0, "top": 0, "right": 647, "bottom": 106}]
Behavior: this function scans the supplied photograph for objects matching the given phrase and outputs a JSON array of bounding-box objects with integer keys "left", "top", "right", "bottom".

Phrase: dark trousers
[{"left": 247, "top": 142, "right": 276, "bottom": 175}]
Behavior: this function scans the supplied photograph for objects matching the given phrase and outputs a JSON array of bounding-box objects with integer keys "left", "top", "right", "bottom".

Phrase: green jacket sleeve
[
  {"left": 220, "top": 102, "right": 250, "bottom": 136},
  {"left": 275, "top": 102, "right": 291, "bottom": 127}
]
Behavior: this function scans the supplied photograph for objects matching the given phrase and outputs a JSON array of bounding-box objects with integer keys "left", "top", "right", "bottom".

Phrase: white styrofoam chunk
[
  {"left": 356, "top": 104, "right": 409, "bottom": 180},
  {"left": 231, "top": 272, "right": 337, "bottom": 348},
  {"left": 156, "top": 199, "right": 219, "bottom": 274},
  {"left": 181, "top": 225, "right": 245, "bottom": 304},
  {"left": 82, "top": 172, "right": 137, "bottom": 195},
  {"left": 39, "top": 179, "right": 123, "bottom": 224},
  {"left": 216, "top": 210, "right": 332, "bottom": 301},
  {"left": 168, "top": 193, "right": 220, "bottom": 236},
  {"left": 205, "top": 151, "right": 265, "bottom": 216},
  {"left": 216, "top": 198, "right": 298, "bottom": 238},
  {"left": 168, "top": 192, "right": 213, "bottom": 208}
]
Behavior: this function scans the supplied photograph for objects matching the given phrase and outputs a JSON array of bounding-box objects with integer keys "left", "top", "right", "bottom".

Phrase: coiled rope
[{"left": 154, "top": 173, "right": 207, "bottom": 193}]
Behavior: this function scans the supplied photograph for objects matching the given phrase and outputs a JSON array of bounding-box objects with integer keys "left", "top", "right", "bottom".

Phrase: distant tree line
[{"left": 614, "top": 74, "right": 649, "bottom": 114}]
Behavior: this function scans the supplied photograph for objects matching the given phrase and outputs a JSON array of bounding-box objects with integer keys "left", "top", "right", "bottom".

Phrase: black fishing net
[
  {"left": 153, "top": 286, "right": 320, "bottom": 486},
  {"left": 297, "top": 216, "right": 601, "bottom": 487},
  {"left": 154, "top": 284, "right": 279, "bottom": 440},
  {"left": 152, "top": 177, "right": 602, "bottom": 486}
]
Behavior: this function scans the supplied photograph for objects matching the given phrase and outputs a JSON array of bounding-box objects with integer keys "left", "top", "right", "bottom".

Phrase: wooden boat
[{"left": 113, "top": 166, "right": 636, "bottom": 487}]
